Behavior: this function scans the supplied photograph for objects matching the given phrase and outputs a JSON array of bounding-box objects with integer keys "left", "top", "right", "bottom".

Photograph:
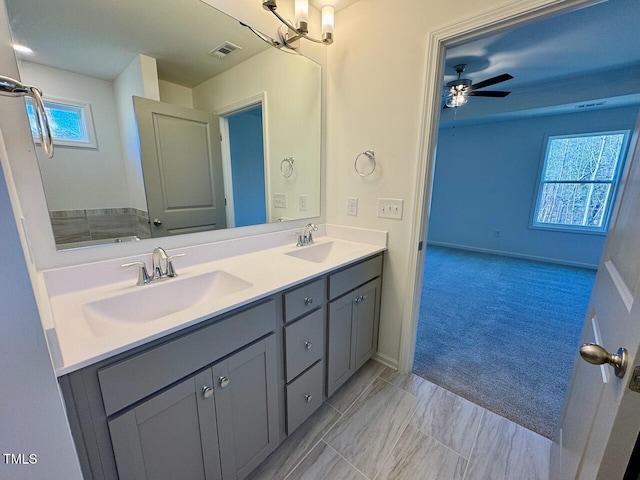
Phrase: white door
[
  {"left": 551, "top": 115, "right": 640, "bottom": 479},
  {"left": 134, "top": 96, "right": 227, "bottom": 237}
]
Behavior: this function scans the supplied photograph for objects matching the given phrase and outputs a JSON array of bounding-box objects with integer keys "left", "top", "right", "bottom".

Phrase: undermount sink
[
  {"left": 83, "top": 271, "right": 252, "bottom": 328},
  {"left": 285, "top": 241, "right": 364, "bottom": 264}
]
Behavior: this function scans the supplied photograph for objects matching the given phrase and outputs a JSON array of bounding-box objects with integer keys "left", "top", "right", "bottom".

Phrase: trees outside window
[{"left": 532, "top": 131, "right": 629, "bottom": 233}]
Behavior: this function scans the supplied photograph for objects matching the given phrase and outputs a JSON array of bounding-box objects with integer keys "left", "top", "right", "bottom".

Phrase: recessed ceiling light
[{"left": 12, "top": 43, "right": 33, "bottom": 54}]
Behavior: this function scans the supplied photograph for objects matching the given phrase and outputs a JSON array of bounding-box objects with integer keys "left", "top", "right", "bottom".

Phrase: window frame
[
  {"left": 530, "top": 130, "right": 630, "bottom": 235},
  {"left": 26, "top": 96, "right": 98, "bottom": 149}
]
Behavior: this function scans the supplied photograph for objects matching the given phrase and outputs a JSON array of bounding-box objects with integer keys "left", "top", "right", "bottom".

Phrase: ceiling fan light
[{"left": 446, "top": 92, "right": 468, "bottom": 108}]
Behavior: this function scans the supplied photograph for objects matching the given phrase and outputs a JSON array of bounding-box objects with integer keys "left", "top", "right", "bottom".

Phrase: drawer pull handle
[
  {"left": 305, "top": 394, "right": 313, "bottom": 403},
  {"left": 304, "top": 341, "right": 313, "bottom": 350},
  {"left": 304, "top": 296, "right": 313, "bottom": 306},
  {"left": 218, "top": 376, "right": 230, "bottom": 388},
  {"left": 361, "top": 295, "right": 367, "bottom": 302},
  {"left": 202, "top": 386, "right": 214, "bottom": 399},
  {"left": 354, "top": 297, "right": 361, "bottom": 304}
]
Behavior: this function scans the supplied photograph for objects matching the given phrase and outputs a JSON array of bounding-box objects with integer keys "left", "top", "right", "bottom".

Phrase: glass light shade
[
  {"left": 322, "top": 6, "right": 334, "bottom": 35},
  {"left": 446, "top": 93, "right": 468, "bottom": 108},
  {"left": 295, "top": 0, "right": 309, "bottom": 26}
]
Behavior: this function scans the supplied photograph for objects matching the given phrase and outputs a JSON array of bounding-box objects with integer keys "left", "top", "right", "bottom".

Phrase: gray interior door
[
  {"left": 213, "top": 334, "right": 278, "bottom": 480},
  {"left": 108, "top": 369, "right": 222, "bottom": 480},
  {"left": 134, "top": 96, "right": 227, "bottom": 236}
]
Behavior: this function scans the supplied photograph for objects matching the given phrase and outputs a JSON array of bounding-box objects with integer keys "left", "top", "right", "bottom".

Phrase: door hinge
[{"left": 418, "top": 240, "right": 423, "bottom": 251}]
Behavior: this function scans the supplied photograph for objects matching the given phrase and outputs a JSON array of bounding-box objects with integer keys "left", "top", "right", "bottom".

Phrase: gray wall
[
  {"left": 428, "top": 105, "right": 640, "bottom": 268},
  {"left": 0, "top": 160, "right": 82, "bottom": 478}
]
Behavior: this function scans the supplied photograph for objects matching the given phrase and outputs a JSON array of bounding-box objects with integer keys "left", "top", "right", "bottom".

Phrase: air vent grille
[{"left": 208, "top": 41, "right": 242, "bottom": 59}]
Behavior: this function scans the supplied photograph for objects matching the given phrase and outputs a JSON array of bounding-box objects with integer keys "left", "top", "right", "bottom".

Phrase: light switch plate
[
  {"left": 298, "top": 195, "right": 307, "bottom": 211},
  {"left": 377, "top": 198, "right": 404, "bottom": 219},
  {"left": 274, "top": 193, "right": 287, "bottom": 208},
  {"left": 347, "top": 197, "right": 358, "bottom": 216}
]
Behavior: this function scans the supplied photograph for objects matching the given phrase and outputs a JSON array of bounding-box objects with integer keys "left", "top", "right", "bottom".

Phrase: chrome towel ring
[
  {"left": 280, "top": 156, "right": 295, "bottom": 178},
  {"left": 355, "top": 150, "right": 375, "bottom": 177},
  {"left": 0, "top": 74, "right": 54, "bottom": 158}
]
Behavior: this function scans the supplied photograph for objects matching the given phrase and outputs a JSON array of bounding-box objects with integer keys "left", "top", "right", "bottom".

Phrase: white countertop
[{"left": 42, "top": 225, "right": 386, "bottom": 376}]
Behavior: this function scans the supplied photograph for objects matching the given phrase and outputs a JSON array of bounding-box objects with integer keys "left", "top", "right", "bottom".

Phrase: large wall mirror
[{"left": 6, "top": 0, "right": 321, "bottom": 250}]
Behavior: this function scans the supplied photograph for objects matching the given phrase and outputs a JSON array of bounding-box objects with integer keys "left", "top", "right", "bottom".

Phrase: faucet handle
[
  {"left": 121, "top": 261, "right": 152, "bottom": 286},
  {"left": 166, "top": 253, "right": 185, "bottom": 278}
]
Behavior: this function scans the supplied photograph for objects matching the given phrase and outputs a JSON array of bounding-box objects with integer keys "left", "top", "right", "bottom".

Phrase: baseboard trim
[
  {"left": 373, "top": 352, "right": 398, "bottom": 371},
  {"left": 427, "top": 241, "right": 599, "bottom": 270}
]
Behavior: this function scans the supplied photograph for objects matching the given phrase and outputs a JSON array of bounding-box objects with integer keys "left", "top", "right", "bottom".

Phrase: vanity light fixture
[{"left": 262, "top": 0, "right": 334, "bottom": 49}]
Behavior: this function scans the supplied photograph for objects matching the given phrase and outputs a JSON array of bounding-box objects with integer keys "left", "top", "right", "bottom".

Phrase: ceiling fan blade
[
  {"left": 468, "top": 90, "right": 511, "bottom": 98},
  {"left": 470, "top": 73, "right": 513, "bottom": 90}
]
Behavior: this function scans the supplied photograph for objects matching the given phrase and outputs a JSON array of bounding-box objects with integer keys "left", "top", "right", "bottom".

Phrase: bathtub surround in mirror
[{"left": 6, "top": 0, "right": 321, "bottom": 250}]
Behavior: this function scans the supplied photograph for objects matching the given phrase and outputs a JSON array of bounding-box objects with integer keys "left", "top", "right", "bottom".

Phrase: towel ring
[
  {"left": 280, "top": 157, "right": 294, "bottom": 178},
  {"left": 355, "top": 150, "right": 376, "bottom": 177}
]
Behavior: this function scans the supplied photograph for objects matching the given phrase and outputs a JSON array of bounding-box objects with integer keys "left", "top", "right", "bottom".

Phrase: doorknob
[
  {"left": 579, "top": 343, "right": 628, "bottom": 378},
  {"left": 153, "top": 218, "right": 163, "bottom": 226}
]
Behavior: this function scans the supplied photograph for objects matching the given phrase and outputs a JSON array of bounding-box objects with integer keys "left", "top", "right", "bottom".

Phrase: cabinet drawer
[
  {"left": 328, "top": 254, "right": 382, "bottom": 300},
  {"left": 286, "top": 360, "right": 323, "bottom": 434},
  {"left": 283, "top": 278, "right": 324, "bottom": 323},
  {"left": 98, "top": 300, "right": 276, "bottom": 416},
  {"left": 284, "top": 309, "right": 324, "bottom": 382}
]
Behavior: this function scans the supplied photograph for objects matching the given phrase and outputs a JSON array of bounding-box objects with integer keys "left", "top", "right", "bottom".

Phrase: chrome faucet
[
  {"left": 122, "top": 247, "right": 185, "bottom": 285},
  {"left": 295, "top": 223, "right": 318, "bottom": 247}
]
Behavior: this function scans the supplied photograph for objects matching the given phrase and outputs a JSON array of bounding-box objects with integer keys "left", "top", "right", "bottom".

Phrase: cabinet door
[
  {"left": 213, "top": 334, "right": 278, "bottom": 480},
  {"left": 108, "top": 369, "right": 222, "bottom": 480},
  {"left": 354, "top": 278, "right": 381, "bottom": 370},
  {"left": 327, "top": 292, "right": 358, "bottom": 397}
]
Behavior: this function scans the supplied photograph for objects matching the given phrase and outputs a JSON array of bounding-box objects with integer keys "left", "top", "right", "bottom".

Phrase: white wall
[
  {"left": 114, "top": 54, "right": 160, "bottom": 212},
  {"left": 0, "top": 142, "right": 82, "bottom": 479},
  {"left": 18, "top": 62, "right": 129, "bottom": 210},
  {"left": 159, "top": 79, "right": 194, "bottom": 108},
  {"left": 428, "top": 105, "right": 640, "bottom": 268},
  {"left": 192, "top": 47, "right": 321, "bottom": 221}
]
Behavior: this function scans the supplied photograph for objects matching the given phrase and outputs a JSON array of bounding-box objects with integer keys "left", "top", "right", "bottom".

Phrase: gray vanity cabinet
[
  {"left": 108, "top": 369, "right": 222, "bottom": 480},
  {"left": 108, "top": 335, "right": 278, "bottom": 480},
  {"left": 326, "top": 256, "right": 382, "bottom": 397}
]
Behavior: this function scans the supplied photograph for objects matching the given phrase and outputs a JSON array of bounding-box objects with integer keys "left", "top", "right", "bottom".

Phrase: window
[
  {"left": 26, "top": 97, "right": 97, "bottom": 148},
  {"left": 532, "top": 131, "right": 629, "bottom": 233}
]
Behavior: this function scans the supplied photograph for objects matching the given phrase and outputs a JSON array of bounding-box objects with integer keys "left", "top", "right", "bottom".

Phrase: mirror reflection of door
[
  {"left": 134, "top": 96, "right": 227, "bottom": 237},
  {"left": 220, "top": 104, "right": 267, "bottom": 228}
]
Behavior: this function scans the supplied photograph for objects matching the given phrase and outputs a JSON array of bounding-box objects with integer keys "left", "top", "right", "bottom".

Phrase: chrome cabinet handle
[
  {"left": 304, "top": 341, "right": 313, "bottom": 350},
  {"left": 219, "top": 376, "right": 230, "bottom": 388},
  {"left": 153, "top": 218, "right": 163, "bottom": 226},
  {"left": 579, "top": 343, "right": 628, "bottom": 378},
  {"left": 360, "top": 295, "right": 367, "bottom": 302},
  {"left": 202, "top": 385, "right": 213, "bottom": 399},
  {"left": 305, "top": 394, "right": 313, "bottom": 403},
  {"left": 354, "top": 297, "right": 361, "bottom": 304},
  {"left": 304, "top": 297, "right": 313, "bottom": 306}
]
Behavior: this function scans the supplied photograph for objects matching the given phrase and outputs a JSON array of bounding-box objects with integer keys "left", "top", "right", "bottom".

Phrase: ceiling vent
[{"left": 208, "top": 41, "right": 242, "bottom": 59}]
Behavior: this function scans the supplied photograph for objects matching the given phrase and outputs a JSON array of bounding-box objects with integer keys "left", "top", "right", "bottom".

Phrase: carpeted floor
[{"left": 413, "top": 245, "right": 596, "bottom": 438}]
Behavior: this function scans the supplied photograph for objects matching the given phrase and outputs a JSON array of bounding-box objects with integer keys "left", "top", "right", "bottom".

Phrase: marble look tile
[
  {"left": 324, "top": 378, "right": 418, "bottom": 479},
  {"left": 51, "top": 216, "right": 91, "bottom": 245},
  {"left": 286, "top": 442, "right": 367, "bottom": 480},
  {"left": 326, "top": 360, "right": 387, "bottom": 413},
  {"left": 87, "top": 214, "right": 135, "bottom": 240},
  {"left": 379, "top": 370, "right": 437, "bottom": 398},
  {"left": 410, "top": 383, "right": 483, "bottom": 458},
  {"left": 135, "top": 214, "right": 151, "bottom": 239},
  {"left": 49, "top": 209, "right": 86, "bottom": 219},
  {"left": 465, "top": 411, "right": 551, "bottom": 480},
  {"left": 376, "top": 425, "right": 466, "bottom": 480},
  {"left": 246, "top": 403, "right": 341, "bottom": 480}
]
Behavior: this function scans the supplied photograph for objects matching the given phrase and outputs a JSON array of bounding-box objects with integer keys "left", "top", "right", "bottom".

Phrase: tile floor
[{"left": 247, "top": 360, "right": 551, "bottom": 480}]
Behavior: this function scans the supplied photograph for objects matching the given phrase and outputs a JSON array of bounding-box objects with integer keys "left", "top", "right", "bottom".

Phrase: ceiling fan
[{"left": 444, "top": 63, "right": 513, "bottom": 108}]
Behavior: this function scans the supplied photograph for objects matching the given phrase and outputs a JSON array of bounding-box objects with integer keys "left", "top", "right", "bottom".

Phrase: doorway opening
[
  {"left": 410, "top": 0, "right": 640, "bottom": 439},
  {"left": 219, "top": 100, "right": 268, "bottom": 228}
]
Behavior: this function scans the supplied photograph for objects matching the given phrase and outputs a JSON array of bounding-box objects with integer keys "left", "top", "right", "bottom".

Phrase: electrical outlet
[
  {"left": 274, "top": 193, "right": 287, "bottom": 208},
  {"left": 377, "top": 198, "right": 404, "bottom": 219},
  {"left": 347, "top": 197, "right": 358, "bottom": 216},
  {"left": 298, "top": 195, "right": 307, "bottom": 211}
]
